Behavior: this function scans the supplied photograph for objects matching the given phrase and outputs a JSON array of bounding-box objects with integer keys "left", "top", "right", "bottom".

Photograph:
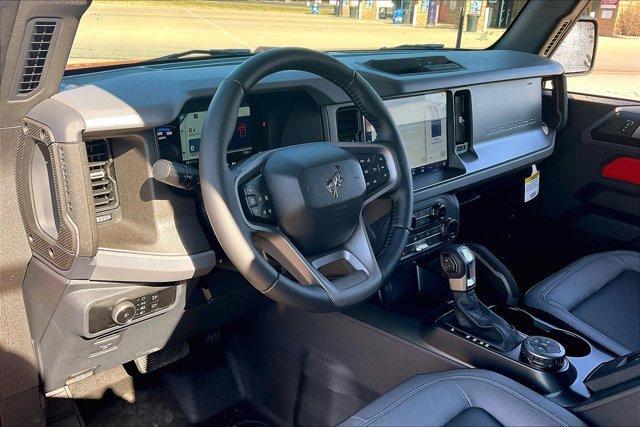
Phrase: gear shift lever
[
  {"left": 441, "top": 244, "right": 522, "bottom": 351},
  {"left": 440, "top": 245, "right": 477, "bottom": 292}
]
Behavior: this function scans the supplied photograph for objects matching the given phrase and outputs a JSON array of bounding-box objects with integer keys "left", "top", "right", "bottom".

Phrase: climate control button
[
  {"left": 430, "top": 203, "right": 447, "bottom": 220},
  {"left": 440, "top": 218, "right": 459, "bottom": 240}
]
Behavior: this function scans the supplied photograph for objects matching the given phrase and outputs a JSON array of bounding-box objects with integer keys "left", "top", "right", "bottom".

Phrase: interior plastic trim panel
[
  {"left": 91, "top": 248, "right": 216, "bottom": 282},
  {"left": 602, "top": 157, "right": 640, "bottom": 186}
]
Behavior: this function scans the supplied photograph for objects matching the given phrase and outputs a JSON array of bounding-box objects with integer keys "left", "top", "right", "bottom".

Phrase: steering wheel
[{"left": 199, "top": 48, "right": 413, "bottom": 311}]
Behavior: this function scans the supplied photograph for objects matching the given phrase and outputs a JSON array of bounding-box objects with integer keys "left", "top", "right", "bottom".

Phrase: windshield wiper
[
  {"left": 138, "top": 48, "right": 253, "bottom": 64},
  {"left": 382, "top": 44, "right": 445, "bottom": 50}
]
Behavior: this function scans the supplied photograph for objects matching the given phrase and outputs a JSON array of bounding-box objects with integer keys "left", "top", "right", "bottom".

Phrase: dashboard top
[{"left": 45, "top": 49, "right": 563, "bottom": 139}]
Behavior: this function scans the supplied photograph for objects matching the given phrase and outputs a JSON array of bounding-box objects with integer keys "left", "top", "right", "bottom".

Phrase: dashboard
[
  {"left": 154, "top": 90, "right": 449, "bottom": 175},
  {"left": 21, "top": 48, "right": 565, "bottom": 391},
  {"left": 31, "top": 47, "right": 563, "bottom": 272}
]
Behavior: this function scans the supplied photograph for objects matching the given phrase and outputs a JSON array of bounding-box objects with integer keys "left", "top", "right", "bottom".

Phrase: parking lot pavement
[
  {"left": 68, "top": 2, "right": 501, "bottom": 65},
  {"left": 68, "top": 1, "right": 638, "bottom": 100}
]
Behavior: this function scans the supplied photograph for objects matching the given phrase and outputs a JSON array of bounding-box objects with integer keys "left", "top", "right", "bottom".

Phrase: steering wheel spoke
[
  {"left": 253, "top": 220, "right": 381, "bottom": 307},
  {"left": 338, "top": 142, "right": 400, "bottom": 205}
]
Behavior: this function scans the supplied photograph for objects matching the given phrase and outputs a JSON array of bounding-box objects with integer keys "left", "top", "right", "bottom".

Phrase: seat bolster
[
  {"left": 524, "top": 251, "right": 640, "bottom": 356},
  {"left": 338, "top": 369, "right": 585, "bottom": 427}
]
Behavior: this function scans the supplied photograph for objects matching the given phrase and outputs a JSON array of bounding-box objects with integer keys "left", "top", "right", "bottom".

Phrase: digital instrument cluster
[{"left": 155, "top": 99, "right": 269, "bottom": 167}]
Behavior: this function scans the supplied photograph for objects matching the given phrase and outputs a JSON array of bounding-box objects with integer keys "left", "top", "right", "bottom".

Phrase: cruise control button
[
  {"left": 261, "top": 205, "right": 274, "bottom": 218},
  {"left": 246, "top": 195, "right": 258, "bottom": 207}
]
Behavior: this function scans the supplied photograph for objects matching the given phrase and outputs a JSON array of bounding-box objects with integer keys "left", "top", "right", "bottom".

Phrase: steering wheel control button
[
  {"left": 521, "top": 336, "right": 567, "bottom": 370},
  {"left": 357, "top": 153, "right": 389, "bottom": 194},
  {"left": 260, "top": 205, "right": 274, "bottom": 220},
  {"left": 242, "top": 174, "right": 275, "bottom": 224}
]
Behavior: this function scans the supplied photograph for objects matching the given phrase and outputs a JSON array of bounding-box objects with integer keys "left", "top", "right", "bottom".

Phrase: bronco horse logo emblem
[{"left": 325, "top": 165, "right": 344, "bottom": 199}]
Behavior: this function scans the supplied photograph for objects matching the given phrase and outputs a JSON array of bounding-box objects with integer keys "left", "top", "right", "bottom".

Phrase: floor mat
[
  {"left": 195, "top": 401, "right": 270, "bottom": 427},
  {"left": 69, "top": 337, "right": 264, "bottom": 426}
]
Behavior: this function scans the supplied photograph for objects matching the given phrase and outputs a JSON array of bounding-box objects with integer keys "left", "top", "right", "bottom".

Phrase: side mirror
[{"left": 550, "top": 18, "right": 598, "bottom": 75}]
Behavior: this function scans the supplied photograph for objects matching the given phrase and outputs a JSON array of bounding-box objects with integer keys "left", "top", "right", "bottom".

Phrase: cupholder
[{"left": 492, "top": 306, "right": 592, "bottom": 357}]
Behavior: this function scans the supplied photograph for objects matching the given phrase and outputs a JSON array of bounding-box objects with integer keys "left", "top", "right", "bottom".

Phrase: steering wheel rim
[{"left": 199, "top": 48, "right": 412, "bottom": 311}]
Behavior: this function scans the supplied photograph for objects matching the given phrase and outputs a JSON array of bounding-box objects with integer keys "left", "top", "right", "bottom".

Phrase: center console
[
  {"left": 427, "top": 305, "right": 611, "bottom": 406},
  {"left": 423, "top": 244, "right": 627, "bottom": 408}
]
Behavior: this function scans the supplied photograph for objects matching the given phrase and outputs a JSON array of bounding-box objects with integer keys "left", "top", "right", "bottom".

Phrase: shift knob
[{"left": 440, "top": 244, "right": 476, "bottom": 292}]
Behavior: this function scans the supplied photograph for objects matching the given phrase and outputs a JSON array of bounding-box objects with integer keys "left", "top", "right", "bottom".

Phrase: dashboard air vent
[
  {"left": 542, "top": 19, "right": 571, "bottom": 57},
  {"left": 86, "top": 139, "right": 119, "bottom": 220},
  {"left": 453, "top": 90, "right": 472, "bottom": 155},
  {"left": 17, "top": 20, "right": 58, "bottom": 95},
  {"left": 336, "top": 107, "right": 363, "bottom": 142}
]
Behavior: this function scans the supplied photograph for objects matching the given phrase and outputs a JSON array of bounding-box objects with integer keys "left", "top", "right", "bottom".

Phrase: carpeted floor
[{"left": 65, "top": 337, "right": 272, "bottom": 426}]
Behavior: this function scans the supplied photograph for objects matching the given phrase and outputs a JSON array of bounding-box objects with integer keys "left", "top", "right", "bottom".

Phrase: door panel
[
  {"left": 456, "top": 94, "right": 639, "bottom": 292},
  {"left": 534, "top": 94, "right": 640, "bottom": 252}
]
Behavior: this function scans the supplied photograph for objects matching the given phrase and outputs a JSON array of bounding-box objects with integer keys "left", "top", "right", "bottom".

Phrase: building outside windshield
[{"left": 68, "top": 0, "right": 639, "bottom": 100}]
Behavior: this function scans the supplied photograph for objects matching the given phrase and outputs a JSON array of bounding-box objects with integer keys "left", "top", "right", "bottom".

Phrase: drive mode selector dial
[
  {"left": 111, "top": 301, "right": 136, "bottom": 325},
  {"left": 520, "top": 336, "right": 566, "bottom": 370}
]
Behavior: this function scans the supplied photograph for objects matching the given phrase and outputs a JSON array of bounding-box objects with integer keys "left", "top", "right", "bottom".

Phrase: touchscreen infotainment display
[
  {"left": 368, "top": 92, "right": 448, "bottom": 175},
  {"left": 178, "top": 106, "right": 252, "bottom": 162}
]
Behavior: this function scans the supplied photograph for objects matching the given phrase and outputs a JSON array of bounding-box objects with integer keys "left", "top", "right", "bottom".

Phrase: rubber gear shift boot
[{"left": 453, "top": 289, "right": 523, "bottom": 351}]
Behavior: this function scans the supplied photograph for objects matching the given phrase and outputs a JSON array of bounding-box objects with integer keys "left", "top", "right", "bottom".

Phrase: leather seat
[
  {"left": 524, "top": 251, "right": 640, "bottom": 356},
  {"left": 339, "top": 369, "right": 584, "bottom": 426}
]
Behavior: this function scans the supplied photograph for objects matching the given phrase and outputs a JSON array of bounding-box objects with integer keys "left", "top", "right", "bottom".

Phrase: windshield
[{"left": 67, "top": 0, "right": 527, "bottom": 69}]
